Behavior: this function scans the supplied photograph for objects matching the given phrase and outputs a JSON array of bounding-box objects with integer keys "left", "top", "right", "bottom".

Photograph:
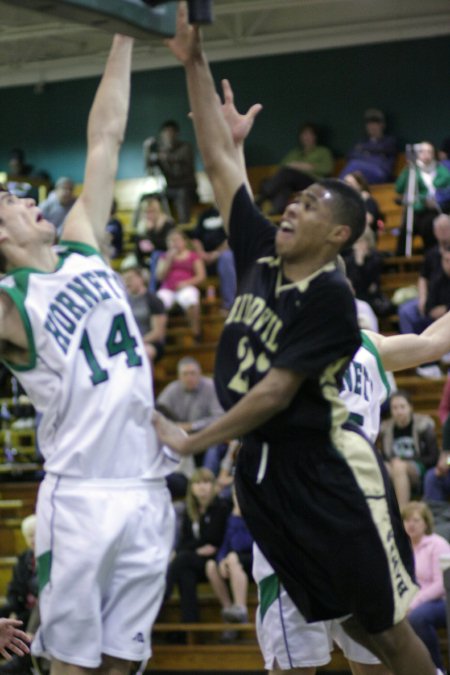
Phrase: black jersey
[{"left": 214, "top": 185, "right": 361, "bottom": 444}]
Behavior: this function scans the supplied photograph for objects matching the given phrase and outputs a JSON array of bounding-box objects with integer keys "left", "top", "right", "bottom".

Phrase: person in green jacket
[
  {"left": 396, "top": 141, "right": 450, "bottom": 253},
  {"left": 257, "top": 122, "right": 334, "bottom": 214}
]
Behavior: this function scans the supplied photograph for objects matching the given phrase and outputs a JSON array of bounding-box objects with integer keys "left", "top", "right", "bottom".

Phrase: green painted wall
[{"left": 0, "top": 34, "right": 449, "bottom": 182}]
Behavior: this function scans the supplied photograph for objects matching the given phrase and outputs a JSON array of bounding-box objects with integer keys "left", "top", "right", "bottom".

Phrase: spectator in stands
[
  {"left": 424, "top": 451, "right": 450, "bottom": 505},
  {"left": 134, "top": 195, "right": 176, "bottom": 275},
  {"left": 7, "top": 148, "right": 32, "bottom": 178},
  {"left": 156, "top": 357, "right": 225, "bottom": 473},
  {"left": 339, "top": 108, "right": 397, "bottom": 184},
  {"left": 395, "top": 142, "right": 450, "bottom": 254},
  {"left": 411, "top": 245, "right": 450, "bottom": 378},
  {"left": 402, "top": 501, "right": 450, "bottom": 672},
  {"left": 256, "top": 122, "right": 334, "bottom": 215},
  {"left": 425, "top": 245, "right": 450, "bottom": 320},
  {"left": 156, "top": 229, "right": 206, "bottom": 340},
  {"left": 165, "top": 468, "right": 231, "bottom": 627},
  {"left": 378, "top": 390, "right": 439, "bottom": 507},
  {"left": 122, "top": 266, "right": 167, "bottom": 365},
  {"left": 438, "top": 375, "right": 450, "bottom": 448},
  {"left": 190, "top": 206, "right": 236, "bottom": 311},
  {"left": 343, "top": 227, "right": 393, "bottom": 317},
  {"left": 343, "top": 170, "right": 383, "bottom": 238},
  {"left": 0, "top": 515, "right": 37, "bottom": 627},
  {"left": 106, "top": 199, "right": 123, "bottom": 259},
  {"left": 205, "top": 486, "right": 253, "bottom": 628},
  {"left": 39, "top": 176, "right": 76, "bottom": 240},
  {"left": 425, "top": 381, "right": 450, "bottom": 538},
  {"left": 398, "top": 214, "right": 450, "bottom": 378},
  {"left": 144, "top": 120, "right": 197, "bottom": 224},
  {"left": 5, "top": 149, "right": 44, "bottom": 201},
  {"left": 438, "top": 137, "right": 450, "bottom": 172}
]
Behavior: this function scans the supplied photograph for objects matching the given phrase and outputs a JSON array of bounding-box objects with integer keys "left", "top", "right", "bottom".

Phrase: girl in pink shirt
[{"left": 156, "top": 229, "right": 206, "bottom": 339}]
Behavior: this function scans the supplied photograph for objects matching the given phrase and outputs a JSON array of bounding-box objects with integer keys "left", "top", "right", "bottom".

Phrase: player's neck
[
  {"left": 6, "top": 243, "right": 58, "bottom": 273},
  {"left": 282, "top": 250, "right": 334, "bottom": 283}
]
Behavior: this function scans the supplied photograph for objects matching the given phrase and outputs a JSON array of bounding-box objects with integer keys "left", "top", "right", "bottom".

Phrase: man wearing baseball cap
[{"left": 340, "top": 107, "right": 397, "bottom": 184}]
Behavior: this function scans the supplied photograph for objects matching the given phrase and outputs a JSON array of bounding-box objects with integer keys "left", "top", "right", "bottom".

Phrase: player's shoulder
[{"left": 308, "top": 264, "right": 353, "bottom": 301}]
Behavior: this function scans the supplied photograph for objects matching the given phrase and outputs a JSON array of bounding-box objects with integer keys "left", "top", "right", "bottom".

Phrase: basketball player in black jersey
[{"left": 154, "top": 5, "right": 439, "bottom": 674}]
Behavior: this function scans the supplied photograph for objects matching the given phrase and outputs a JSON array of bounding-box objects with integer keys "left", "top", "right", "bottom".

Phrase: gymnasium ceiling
[{"left": 0, "top": 0, "right": 449, "bottom": 89}]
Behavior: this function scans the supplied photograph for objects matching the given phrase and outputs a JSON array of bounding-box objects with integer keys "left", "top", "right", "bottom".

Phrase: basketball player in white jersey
[{"left": 0, "top": 36, "right": 178, "bottom": 674}]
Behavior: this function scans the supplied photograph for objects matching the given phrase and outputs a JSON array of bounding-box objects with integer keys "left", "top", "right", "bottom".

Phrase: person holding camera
[
  {"left": 144, "top": 120, "right": 197, "bottom": 224},
  {"left": 395, "top": 141, "right": 450, "bottom": 254}
]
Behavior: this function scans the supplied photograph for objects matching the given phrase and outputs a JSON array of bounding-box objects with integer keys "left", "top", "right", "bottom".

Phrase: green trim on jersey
[
  {"left": 0, "top": 282, "right": 37, "bottom": 371},
  {"left": 58, "top": 240, "right": 101, "bottom": 258},
  {"left": 37, "top": 550, "right": 52, "bottom": 593},
  {"left": 361, "top": 331, "right": 391, "bottom": 398},
  {"left": 259, "top": 573, "right": 280, "bottom": 622},
  {"left": 0, "top": 243, "right": 101, "bottom": 371}
]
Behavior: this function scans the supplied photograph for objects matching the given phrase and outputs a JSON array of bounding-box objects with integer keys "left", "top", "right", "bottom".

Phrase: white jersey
[
  {"left": 340, "top": 330, "right": 391, "bottom": 443},
  {"left": 0, "top": 241, "right": 179, "bottom": 479}
]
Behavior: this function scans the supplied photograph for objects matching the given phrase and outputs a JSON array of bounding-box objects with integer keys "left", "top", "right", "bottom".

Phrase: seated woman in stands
[
  {"left": 256, "top": 122, "right": 334, "bottom": 215},
  {"left": 164, "top": 468, "right": 231, "bottom": 628},
  {"left": 156, "top": 229, "right": 206, "bottom": 341},
  {"left": 134, "top": 195, "right": 176, "bottom": 289},
  {"left": 378, "top": 390, "right": 439, "bottom": 508},
  {"left": 402, "top": 501, "right": 450, "bottom": 673}
]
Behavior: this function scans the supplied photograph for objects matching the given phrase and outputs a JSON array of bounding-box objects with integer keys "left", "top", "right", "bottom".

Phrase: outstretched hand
[
  {"left": 165, "top": 1, "right": 202, "bottom": 65},
  {"left": 220, "top": 79, "right": 263, "bottom": 146},
  {"left": 0, "top": 619, "right": 30, "bottom": 660},
  {"left": 153, "top": 411, "right": 190, "bottom": 455}
]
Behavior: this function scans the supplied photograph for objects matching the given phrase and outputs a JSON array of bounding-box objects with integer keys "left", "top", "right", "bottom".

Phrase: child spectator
[{"left": 122, "top": 266, "right": 167, "bottom": 364}]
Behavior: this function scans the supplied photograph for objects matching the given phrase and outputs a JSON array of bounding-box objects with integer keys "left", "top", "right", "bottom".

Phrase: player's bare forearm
[
  {"left": 367, "top": 322, "right": 450, "bottom": 372},
  {"left": 153, "top": 368, "right": 304, "bottom": 454},
  {"left": 63, "top": 35, "right": 133, "bottom": 247},
  {"left": 88, "top": 35, "right": 133, "bottom": 147},
  {"left": 420, "top": 308, "right": 450, "bottom": 351}
]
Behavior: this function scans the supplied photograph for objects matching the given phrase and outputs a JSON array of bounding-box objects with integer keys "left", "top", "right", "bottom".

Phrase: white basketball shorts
[{"left": 32, "top": 474, "right": 175, "bottom": 668}]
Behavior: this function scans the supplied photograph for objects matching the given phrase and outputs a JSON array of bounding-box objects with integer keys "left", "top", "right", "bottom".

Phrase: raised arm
[
  {"left": 62, "top": 35, "right": 133, "bottom": 248},
  {"left": 166, "top": 3, "right": 261, "bottom": 230}
]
